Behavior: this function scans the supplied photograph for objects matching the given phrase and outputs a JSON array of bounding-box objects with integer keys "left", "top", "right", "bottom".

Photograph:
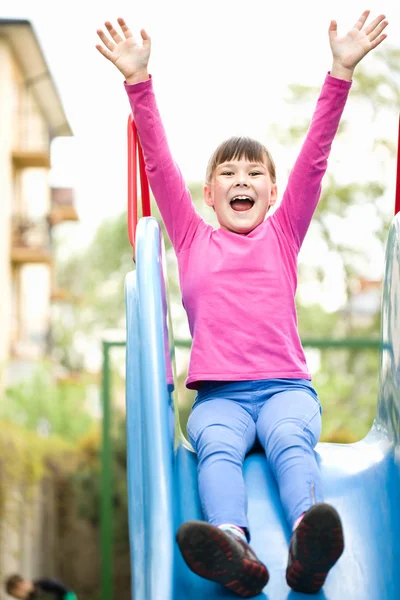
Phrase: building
[
  {"left": 0, "top": 19, "right": 78, "bottom": 386},
  {"left": 340, "top": 278, "right": 382, "bottom": 328}
]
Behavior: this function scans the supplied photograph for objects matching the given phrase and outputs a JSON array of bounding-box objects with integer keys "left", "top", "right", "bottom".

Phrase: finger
[
  {"left": 95, "top": 44, "right": 114, "bottom": 62},
  {"left": 354, "top": 9, "right": 370, "bottom": 31},
  {"left": 117, "top": 17, "right": 133, "bottom": 39},
  {"left": 370, "top": 33, "right": 387, "bottom": 50},
  {"left": 105, "top": 21, "right": 123, "bottom": 44},
  {"left": 96, "top": 29, "right": 115, "bottom": 52},
  {"left": 328, "top": 20, "right": 337, "bottom": 42},
  {"left": 369, "top": 20, "right": 388, "bottom": 42},
  {"left": 364, "top": 13, "right": 386, "bottom": 35},
  {"left": 140, "top": 28, "right": 151, "bottom": 41}
]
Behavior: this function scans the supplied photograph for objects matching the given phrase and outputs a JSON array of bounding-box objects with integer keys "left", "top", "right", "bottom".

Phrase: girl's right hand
[{"left": 96, "top": 18, "right": 150, "bottom": 84}]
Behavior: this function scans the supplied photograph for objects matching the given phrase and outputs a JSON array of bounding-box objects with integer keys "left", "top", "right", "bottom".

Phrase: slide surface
[{"left": 125, "top": 215, "right": 400, "bottom": 600}]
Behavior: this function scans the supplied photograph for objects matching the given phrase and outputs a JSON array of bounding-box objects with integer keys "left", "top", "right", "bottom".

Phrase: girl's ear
[
  {"left": 269, "top": 184, "right": 278, "bottom": 208},
  {"left": 204, "top": 184, "right": 214, "bottom": 207}
]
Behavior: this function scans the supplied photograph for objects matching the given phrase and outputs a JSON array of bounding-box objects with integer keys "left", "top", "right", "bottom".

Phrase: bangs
[
  {"left": 206, "top": 136, "right": 276, "bottom": 184},
  {"left": 214, "top": 137, "right": 266, "bottom": 166}
]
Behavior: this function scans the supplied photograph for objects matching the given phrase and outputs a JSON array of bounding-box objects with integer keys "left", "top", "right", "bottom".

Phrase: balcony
[
  {"left": 49, "top": 187, "right": 79, "bottom": 224},
  {"left": 12, "top": 101, "right": 51, "bottom": 168},
  {"left": 12, "top": 128, "right": 51, "bottom": 168},
  {"left": 11, "top": 215, "right": 52, "bottom": 264},
  {"left": 12, "top": 149, "right": 51, "bottom": 169}
]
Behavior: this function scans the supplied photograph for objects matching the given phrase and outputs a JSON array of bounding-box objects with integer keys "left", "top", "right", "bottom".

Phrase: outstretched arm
[
  {"left": 96, "top": 19, "right": 203, "bottom": 254},
  {"left": 275, "top": 10, "right": 388, "bottom": 250}
]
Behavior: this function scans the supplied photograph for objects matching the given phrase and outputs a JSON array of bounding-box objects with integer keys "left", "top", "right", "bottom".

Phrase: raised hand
[
  {"left": 329, "top": 10, "right": 388, "bottom": 80},
  {"left": 96, "top": 18, "right": 150, "bottom": 84}
]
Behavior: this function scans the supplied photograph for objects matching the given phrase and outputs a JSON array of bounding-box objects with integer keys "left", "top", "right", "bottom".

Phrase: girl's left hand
[{"left": 329, "top": 10, "right": 388, "bottom": 73}]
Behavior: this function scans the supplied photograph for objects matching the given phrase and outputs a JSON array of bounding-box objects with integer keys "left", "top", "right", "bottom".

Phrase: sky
[{"left": 2, "top": 0, "right": 400, "bottom": 307}]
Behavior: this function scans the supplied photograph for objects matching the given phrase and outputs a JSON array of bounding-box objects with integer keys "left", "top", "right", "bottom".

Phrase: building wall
[
  {"left": 0, "top": 25, "right": 88, "bottom": 600},
  {"left": 0, "top": 40, "right": 14, "bottom": 380},
  {"left": 0, "top": 473, "right": 106, "bottom": 600},
  {"left": 0, "top": 37, "right": 53, "bottom": 380},
  {"left": 1, "top": 479, "right": 66, "bottom": 600}
]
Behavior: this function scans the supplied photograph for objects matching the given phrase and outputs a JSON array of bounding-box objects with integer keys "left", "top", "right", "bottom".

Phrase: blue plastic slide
[{"left": 125, "top": 215, "right": 400, "bottom": 600}]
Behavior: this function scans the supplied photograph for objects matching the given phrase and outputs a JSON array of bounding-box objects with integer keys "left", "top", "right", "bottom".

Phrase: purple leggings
[{"left": 187, "top": 378, "right": 323, "bottom": 536}]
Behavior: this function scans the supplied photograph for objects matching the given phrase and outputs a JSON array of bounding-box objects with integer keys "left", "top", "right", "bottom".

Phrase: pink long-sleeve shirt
[{"left": 125, "top": 74, "right": 351, "bottom": 390}]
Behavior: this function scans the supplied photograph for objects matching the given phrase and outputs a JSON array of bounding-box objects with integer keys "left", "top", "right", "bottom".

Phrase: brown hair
[
  {"left": 5, "top": 575, "right": 23, "bottom": 595},
  {"left": 205, "top": 136, "right": 276, "bottom": 186}
]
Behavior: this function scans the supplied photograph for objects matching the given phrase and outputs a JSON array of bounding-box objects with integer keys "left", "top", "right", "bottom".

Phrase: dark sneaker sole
[
  {"left": 177, "top": 521, "right": 269, "bottom": 598},
  {"left": 286, "top": 503, "right": 344, "bottom": 594}
]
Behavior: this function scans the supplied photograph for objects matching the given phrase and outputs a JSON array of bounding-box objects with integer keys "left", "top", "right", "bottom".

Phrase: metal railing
[{"left": 127, "top": 115, "right": 151, "bottom": 252}]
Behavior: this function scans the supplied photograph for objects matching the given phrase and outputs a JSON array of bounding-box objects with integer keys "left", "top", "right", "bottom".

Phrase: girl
[{"left": 96, "top": 10, "right": 388, "bottom": 597}]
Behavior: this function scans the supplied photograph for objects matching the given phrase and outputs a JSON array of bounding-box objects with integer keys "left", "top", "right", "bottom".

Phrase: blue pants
[{"left": 187, "top": 379, "right": 323, "bottom": 535}]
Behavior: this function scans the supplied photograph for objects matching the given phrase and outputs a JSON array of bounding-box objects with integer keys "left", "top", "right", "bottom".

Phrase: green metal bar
[
  {"left": 105, "top": 341, "right": 127, "bottom": 347},
  {"left": 101, "top": 341, "right": 113, "bottom": 600},
  {"left": 104, "top": 338, "right": 382, "bottom": 350},
  {"left": 173, "top": 338, "right": 382, "bottom": 350},
  {"left": 300, "top": 338, "right": 381, "bottom": 349}
]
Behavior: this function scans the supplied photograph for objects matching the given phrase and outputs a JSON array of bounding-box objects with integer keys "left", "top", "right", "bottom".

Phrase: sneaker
[
  {"left": 286, "top": 503, "right": 344, "bottom": 594},
  {"left": 176, "top": 520, "right": 269, "bottom": 598}
]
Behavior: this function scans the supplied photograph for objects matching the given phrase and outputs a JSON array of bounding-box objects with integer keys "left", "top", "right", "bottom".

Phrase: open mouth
[{"left": 230, "top": 196, "right": 255, "bottom": 212}]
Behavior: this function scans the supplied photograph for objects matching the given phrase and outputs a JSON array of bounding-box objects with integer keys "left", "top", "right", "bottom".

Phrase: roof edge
[{"left": 0, "top": 19, "right": 73, "bottom": 137}]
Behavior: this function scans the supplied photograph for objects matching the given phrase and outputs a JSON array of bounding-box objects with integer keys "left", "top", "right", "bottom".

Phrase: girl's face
[{"left": 204, "top": 158, "right": 278, "bottom": 235}]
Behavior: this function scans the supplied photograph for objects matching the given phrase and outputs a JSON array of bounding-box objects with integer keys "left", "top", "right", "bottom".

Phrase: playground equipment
[{"left": 123, "top": 116, "right": 400, "bottom": 599}]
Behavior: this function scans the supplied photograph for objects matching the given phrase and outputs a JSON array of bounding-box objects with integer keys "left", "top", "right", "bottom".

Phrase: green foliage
[
  {"left": 1, "top": 362, "right": 94, "bottom": 441},
  {"left": 70, "top": 416, "right": 129, "bottom": 545},
  {"left": 297, "top": 300, "right": 381, "bottom": 441},
  {"left": 0, "top": 419, "right": 76, "bottom": 529},
  {"left": 297, "top": 303, "right": 340, "bottom": 338},
  {"left": 56, "top": 212, "right": 133, "bottom": 334},
  {"left": 316, "top": 348, "right": 378, "bottom": 442},
  {"left": 351, "top": 48, "right": 400, "bottom": 111}
]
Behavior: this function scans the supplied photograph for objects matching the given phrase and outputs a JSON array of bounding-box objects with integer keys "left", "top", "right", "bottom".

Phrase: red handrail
[
  {"left": 127, "top": 114, "right": 151, "bottom": 251},
  {"left": 395, "top": 115, "right": 400, "bottom": 216}
]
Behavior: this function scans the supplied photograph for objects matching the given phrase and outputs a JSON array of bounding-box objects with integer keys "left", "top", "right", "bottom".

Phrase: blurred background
[{"left": 0, "top": 1, "right": 399, "bottom": 599}]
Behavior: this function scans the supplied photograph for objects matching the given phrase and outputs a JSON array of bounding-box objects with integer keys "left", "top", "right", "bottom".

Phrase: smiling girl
[{"left": 97, "top": 10, "right": 388, "bottom": 596}]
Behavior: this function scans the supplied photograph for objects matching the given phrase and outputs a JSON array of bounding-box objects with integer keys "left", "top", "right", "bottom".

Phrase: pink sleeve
[
  {"left": 274, "top": 73, "right": 352, "bottom": 250},
  {"left": 124, "top": 77, "right": 203, "bottom": 254}
]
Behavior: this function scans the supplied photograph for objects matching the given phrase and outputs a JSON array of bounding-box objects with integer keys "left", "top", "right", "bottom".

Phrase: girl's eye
[
  {"left": 250, "top": 171, "right": 262, "bottom": 176},
  {"left": 221, "top": 171, "right": 234, "bottom": 176}
]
